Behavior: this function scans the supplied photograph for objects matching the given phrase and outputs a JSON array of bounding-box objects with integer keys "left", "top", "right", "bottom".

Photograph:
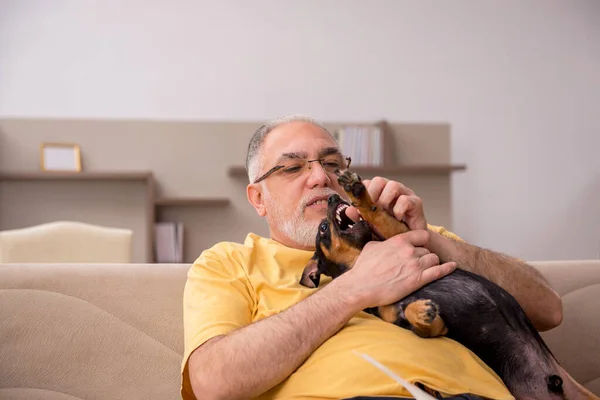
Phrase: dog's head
[{"left": 300, "top": 193, "right": 381, "bottom": 288}]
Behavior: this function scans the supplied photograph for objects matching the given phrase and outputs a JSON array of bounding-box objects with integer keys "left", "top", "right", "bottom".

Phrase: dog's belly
[{"left": 390, "top": 268, "right": 563, "bottom": 400}]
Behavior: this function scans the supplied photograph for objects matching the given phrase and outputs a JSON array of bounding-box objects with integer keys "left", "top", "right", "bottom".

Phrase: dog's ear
[{"left": 300, "top": 255, "right": 321, "bottom": 288}]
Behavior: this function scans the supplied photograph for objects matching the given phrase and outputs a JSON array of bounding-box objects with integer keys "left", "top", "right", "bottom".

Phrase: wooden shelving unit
[
  {"left": 0, "top": 170, "right": 230, "bottom": 263},
  {"left": 227, "top": 164, "right": 466, "bottom": 178},
  {"left": 0, "top": 118, "right": 469, "bottom": 264}
]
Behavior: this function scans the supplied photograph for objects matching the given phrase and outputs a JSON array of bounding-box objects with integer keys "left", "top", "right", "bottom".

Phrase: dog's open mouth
[
  {"left": 335, "top": 203, "right": 358, "bottom": 232},
  {"left": 334, "top": 203, "right": 385, "bottom": 241}
]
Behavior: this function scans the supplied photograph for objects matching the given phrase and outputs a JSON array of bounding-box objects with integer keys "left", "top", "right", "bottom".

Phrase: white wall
[{"left": 1, "top": 0, "right": 599, "bottom": 261}]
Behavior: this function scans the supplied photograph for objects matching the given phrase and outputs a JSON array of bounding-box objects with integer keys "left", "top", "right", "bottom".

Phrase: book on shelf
[
  {"left": 333, "top": 124, "right": 384, "bottom": 166},
  {"left": 154, "top": 222, "right": 184, "bottom": 263}
]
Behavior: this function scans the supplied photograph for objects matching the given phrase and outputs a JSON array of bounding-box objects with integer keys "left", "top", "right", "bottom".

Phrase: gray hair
[{"left": 245, "top": 114, "right": 337, "bottom": 183}]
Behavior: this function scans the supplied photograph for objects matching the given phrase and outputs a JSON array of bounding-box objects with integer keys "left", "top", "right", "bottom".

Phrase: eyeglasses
[{"left": 254, "top": 155, "right": 352, "bottom": 184}]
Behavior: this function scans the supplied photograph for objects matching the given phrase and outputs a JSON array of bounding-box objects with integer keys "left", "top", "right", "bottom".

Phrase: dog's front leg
[{"left": 337, "top": 171, "right": 410, "bottom": 239}]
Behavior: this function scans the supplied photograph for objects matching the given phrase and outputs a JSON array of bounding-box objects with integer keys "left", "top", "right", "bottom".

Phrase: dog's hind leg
[
  {"left": 404, "top": 299, "right": 448, "bottom": 338},
  {"left": 378, "top": 299, "right": 448, "bottom": 338}
]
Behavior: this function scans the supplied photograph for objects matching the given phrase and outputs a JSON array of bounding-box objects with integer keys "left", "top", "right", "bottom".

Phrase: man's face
[{"left": 250, "top": 121, "right": 349, "bottom": 250}]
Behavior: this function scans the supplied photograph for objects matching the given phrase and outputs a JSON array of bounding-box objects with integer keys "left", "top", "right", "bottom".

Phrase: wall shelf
[
  {"left": 341, "top": 164, "right": 467, "bottom": 175},
  {"left": 227, "top": 164, "right": 466, "bottom": 178},
  {"left": 154, "top": 197, "right": 230, "bottom": 207},
  {"left": 0, "top": 171, "right": 153, "bottom": 181}
]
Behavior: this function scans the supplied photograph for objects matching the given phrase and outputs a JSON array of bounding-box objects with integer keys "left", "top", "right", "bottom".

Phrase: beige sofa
[{"left": 0, "top": 260, "right": 599, "bottom": 400}]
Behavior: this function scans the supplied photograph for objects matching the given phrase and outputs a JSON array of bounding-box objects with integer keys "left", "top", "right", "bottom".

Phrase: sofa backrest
[{"left": 0, "top": 260, "right": 599, "bottom": 399}]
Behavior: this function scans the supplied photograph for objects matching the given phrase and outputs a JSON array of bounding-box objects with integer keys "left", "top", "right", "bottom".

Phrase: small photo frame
[{"left": 40, "top": 143, "right": 82, "bottom": 172}]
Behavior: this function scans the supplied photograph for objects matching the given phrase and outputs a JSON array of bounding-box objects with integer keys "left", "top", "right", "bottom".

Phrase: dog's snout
[
  {"left": 328, "top": 195, "right": 335, "bottom": 204},
  {"left": 328, "top": 194, "right": 340, "bottom": 204}
]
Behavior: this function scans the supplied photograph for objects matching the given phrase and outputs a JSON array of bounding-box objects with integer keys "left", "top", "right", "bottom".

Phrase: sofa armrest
[{"left": 532, "top": 260, "right": 600, "bottom": 395}]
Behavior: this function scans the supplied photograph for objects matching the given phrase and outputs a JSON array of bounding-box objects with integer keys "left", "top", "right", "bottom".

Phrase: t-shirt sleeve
[
  {"left": 180, "top": 247, "right": 255, "bottom": 399},
  {"left": 427, "top": 224, "right": 466, "bottom": 243}
]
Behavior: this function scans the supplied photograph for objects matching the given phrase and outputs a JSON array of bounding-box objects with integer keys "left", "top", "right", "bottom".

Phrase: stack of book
[
  {"left": 333, "top": 124, "right": 384, "bottom": 166},
  {"left": 154, "top": 222, "right": 184, "bottom": 263}
]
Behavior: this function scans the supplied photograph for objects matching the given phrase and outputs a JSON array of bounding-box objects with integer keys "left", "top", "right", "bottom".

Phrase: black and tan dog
[{"left": 300, "top": 170, "right": 598, "bottom": 400}]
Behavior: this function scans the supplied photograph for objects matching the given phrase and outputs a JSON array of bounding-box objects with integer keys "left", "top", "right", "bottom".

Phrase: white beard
[{"left": 263, "top": 186, "right": 338, "bottom": 248}]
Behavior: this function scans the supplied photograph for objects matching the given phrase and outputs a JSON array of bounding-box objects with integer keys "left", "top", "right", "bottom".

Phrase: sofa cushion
[{"left": 0, "top": 263, "right": 188, "bottom": 400}]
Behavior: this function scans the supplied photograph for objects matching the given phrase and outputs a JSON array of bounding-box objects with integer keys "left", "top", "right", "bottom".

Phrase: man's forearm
[
  {"left": 426, "top": 229, "right": 563, "bottom": 331},
  {"left": 189, "top": 276, "right": 363, "bottom": 400}
]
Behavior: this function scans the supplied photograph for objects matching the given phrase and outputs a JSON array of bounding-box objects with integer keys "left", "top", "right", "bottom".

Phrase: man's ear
[
  {"left": 247, "top": 183, "right": 266, "bottom": 217},
  {"left": 300, "top": 255, "right": 321, "bottom": 288}
]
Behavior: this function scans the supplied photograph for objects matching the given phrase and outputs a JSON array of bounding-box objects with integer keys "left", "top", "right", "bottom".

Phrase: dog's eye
[{"left": 319, "top": 222, "right": 328, "bottom": 232}]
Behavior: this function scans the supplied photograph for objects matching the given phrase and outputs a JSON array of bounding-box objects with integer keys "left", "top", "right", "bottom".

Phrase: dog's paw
[
  {"left": 405, "top": 299, "right": 448, "bottom": 338},
  {"left": 420, "top": 300, "right": 439, "bottom": 324},
  {"left": 337, "top": 171, "right": 365, "bottom": 198}
]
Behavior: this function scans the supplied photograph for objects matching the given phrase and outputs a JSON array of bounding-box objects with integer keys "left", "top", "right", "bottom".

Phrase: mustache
[{"left": 301, "top": 188, "right": 340, "bottom": 209}]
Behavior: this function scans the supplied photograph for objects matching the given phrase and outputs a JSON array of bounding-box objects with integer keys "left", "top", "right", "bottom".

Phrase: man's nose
[{"left": 306, "top": 162, "right": 330, "bottom": 188}]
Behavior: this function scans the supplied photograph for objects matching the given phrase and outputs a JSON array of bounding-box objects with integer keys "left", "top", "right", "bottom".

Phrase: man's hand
[
  {"left": 337, "top": 229, "right": 457, "bottom": 310},
  {"left": 361, "top": 175, "right": 563, "bottom": 331},
  {"left": 362, "top": 177, "right": 427, "bottom": 230}
]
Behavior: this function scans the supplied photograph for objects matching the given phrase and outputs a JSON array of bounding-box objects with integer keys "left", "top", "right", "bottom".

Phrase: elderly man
[{"left": 181, "top": 115, "right": 562, "bottom": 400}]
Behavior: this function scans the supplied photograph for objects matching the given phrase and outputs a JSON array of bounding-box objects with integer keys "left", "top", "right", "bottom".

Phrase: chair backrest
[{"left": 0, "top": 221, "right": 133, "bottom": 263}]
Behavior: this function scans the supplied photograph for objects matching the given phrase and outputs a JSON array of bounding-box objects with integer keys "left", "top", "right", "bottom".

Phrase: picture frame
[{"left": 40, "top": 143, "right": 82, "bottom": 172}]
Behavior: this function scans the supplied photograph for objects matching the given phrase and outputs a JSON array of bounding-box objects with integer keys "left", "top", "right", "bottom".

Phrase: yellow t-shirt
[{"left": 181, "top": 227, "right": 514, "bottom": 400}]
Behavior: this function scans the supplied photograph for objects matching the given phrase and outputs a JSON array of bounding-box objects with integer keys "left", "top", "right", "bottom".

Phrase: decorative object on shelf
[
  {"left": 40, "top": 143, "right": 82, "bottom": 172},
  {"left": 333, "top": 121, "right": 386, "bottom": 167}
]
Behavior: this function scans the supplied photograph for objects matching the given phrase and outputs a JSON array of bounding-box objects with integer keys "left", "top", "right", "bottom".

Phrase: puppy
[{"left": 300, "top": 170, "right": 598, "bottom": 400}]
